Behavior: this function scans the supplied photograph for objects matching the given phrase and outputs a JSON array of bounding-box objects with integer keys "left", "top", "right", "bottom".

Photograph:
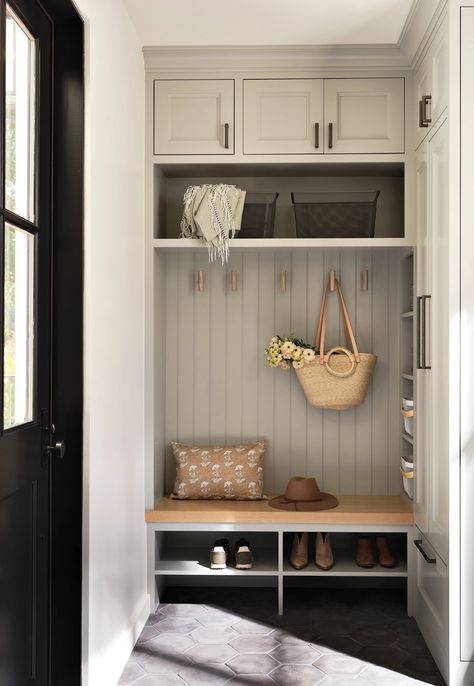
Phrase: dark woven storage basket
[
  {"left": 292, "top": 191, "right": 380, "bottom": 239},
  {"left": 237, "top": 192, "right": 279, "bottom": 239}
]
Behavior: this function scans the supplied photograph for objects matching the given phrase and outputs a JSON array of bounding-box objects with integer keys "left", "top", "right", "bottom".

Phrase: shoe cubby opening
[
  {"left": 282, "top": 532, "right": 407, "bottom": 576},
  {"left": 154, "top": 531, "right": 279, "bottom": 576}
]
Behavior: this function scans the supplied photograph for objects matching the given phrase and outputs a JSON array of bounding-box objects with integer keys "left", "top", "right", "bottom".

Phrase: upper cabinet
[
  {"left": 153, "top": 77, "right": 405, "bottom": 156},
  {"left": 243, "top": 77, "right": 404, "bottom": 155},
  {"left": 153, "top": 79, "right": 234, "bottom": 155},
  {"left": 243, "top": 79, "right": 324, "bottom": 154},
  {"left": 414, "top": 16, "right": 448, "bottom": 150},
  {"left": 323, "top": 78, "right": 405, "bottom": 154}
]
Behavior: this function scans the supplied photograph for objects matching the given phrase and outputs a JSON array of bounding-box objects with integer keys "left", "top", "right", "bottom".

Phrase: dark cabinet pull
[
  {"left": 315, "top": 122, "right": 319, "bottom": 149},
  {"left": 224, "top": 123, "right": 229, "bottom": 149},
  {"left": 422, "top": 295, "right": 431, "bottom": 370},
  {"left": 419, "top": 95, "right": 432, "bottom": 128},
  {"left": 421, "top": 295, "right": 426, "bottom": 369},
  {"left": 416, "top": 296, "right": 423, "bottom": 369},
  {"left": 328, "top": 122, "right": 333, "bottom": 149},
  {"left": 414, "top": 539, "right": 436, "bottom": 564}
]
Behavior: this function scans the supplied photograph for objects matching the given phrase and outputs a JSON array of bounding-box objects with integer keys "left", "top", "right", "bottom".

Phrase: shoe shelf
[
  {"left": 155, "top": 546, "right": 278, "bottom": 576},
  {"left": 282, "top": 554, "right": 407, "bottom": 577}
]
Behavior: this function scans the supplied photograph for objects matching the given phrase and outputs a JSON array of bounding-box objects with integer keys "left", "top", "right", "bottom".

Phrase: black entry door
[{"left": 0, "top": 1, "right": 51, "bottom": 684}]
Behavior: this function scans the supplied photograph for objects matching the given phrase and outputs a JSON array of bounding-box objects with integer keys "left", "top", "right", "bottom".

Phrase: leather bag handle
[{"left": 315, "top": 277, "right": 360, "bottom": 364}]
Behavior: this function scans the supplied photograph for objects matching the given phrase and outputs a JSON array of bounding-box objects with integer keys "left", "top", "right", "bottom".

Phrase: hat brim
[{"left": 269, "top": 492, "right": 339, "bottom": 512}]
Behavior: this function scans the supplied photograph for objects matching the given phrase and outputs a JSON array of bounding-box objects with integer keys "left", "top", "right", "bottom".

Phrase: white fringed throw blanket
[{"left": 180, "top": 184, "right": 247, "bottom": 263}]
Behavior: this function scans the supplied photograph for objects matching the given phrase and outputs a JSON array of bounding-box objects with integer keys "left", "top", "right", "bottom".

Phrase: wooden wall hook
[
  {"left": 231, "top": 270, "right": 238, "bottom": 292},
  {"left": 329, "top": 270, "right": 336, "bottom": 291},
  {"left": 362, "top": 269, "right": 369, "bottom": 291},
  {"left": 197, "top": 270, "right": 205, "bottom": 292},
  {"left": 280, "top": 270, "right": 287, "bottom": 293}
]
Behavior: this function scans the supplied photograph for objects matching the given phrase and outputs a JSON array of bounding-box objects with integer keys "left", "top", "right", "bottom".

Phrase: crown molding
[
  {"left": 143, "top": 44, "right": 409, "bottom": 73},
  {"left": 398, "top": 0, "right": 447, "bottom": 68},
  {"left": 143, "top": 1, "right": 444, "bottom": 74}
]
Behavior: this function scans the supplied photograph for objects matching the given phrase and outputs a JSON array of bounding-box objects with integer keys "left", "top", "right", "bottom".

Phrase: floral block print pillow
[{"left": 171, "top": 442, "right": 265, "bottom": 500}]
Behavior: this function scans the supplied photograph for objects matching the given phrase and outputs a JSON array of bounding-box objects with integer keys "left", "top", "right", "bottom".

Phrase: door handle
[
  {"left": 416, "top": 296, "right": 422, "bottom": 369},
  {"left": 224, "top": 123, "right": 229, "bottom": 149},
  {"left": 46, "top": 440, "right": 66, "bottom": 459},
  {"left": 328, "top": 122, "right": 333, "bottom": 149},
  {"left": 422, "top": 295, "right": 431, "bottom": 370},
  {"left": 419, "top": 95, "right": 431, "bottom": 128},
  {"left": 414, "top": 539, "right": 436, "bottom": 564},
  {"left": 314, "top": 122, "right": 319, "bottom": 149}
]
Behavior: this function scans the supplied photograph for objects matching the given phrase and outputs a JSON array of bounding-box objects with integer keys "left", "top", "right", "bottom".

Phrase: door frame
[{"left": 37, "top": 1, "right": 84, "bottom": 683}]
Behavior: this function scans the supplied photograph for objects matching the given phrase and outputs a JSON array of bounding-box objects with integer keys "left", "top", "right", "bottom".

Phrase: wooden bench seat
[{"left": 146, "top": 494, "right": 414, "bottom": 526}]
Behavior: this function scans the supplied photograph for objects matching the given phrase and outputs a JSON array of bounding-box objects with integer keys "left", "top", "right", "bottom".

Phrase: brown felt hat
[{"left": 269, "top": 476, "right": 339, "bottom": 512}]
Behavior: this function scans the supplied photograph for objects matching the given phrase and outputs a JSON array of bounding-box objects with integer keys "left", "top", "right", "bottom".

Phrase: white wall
[{"left": 72, "top": 1, "right": 147, "bottom": 685}]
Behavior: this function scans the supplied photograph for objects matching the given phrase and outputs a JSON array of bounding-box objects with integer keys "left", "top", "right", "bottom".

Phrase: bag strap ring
[{"left": 324, "top": 347, "right": 356, "bottom": 378}]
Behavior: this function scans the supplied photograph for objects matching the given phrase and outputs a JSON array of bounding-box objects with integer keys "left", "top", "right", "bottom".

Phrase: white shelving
[
  {"left": 155, "top": 548, "right": 278, "bottom": 576},
  {"left": 282, "top": 554, "right": 407, "bottom": 577},
  {"left": 153, "top": 237, "right": 413, "bottom": 250}
]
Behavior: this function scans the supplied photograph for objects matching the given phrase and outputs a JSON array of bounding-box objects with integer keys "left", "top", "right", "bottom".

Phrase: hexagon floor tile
[{"left": 117, "top": 589, "right": 446, "bottom": 686}]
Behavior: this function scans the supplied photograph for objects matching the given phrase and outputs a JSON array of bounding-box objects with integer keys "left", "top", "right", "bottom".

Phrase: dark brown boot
[
  {"left": 375, "top": 536, "right": 397, "bottom": 568},
  {"left": 356, "top": 536, "right": 375, "bottom": 568}
]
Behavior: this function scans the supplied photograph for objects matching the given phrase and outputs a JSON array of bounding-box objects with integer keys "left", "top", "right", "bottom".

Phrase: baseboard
[{"left": 133, "top": 594, "right": 151, "bottom": 643}]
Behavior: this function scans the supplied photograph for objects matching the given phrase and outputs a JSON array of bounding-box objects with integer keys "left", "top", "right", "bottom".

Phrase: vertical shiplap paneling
[
  {"left": 164, "top": 254, "right": 179, "bottom": 493},
  {"left": 193, "top": 251, "right": 211, "bottom": 445},
  {"left": 339, "top": 250, "right": 357, "bottom": 494},
  {"left": 257, "top": 253, "right": 276, "bottom": 492},
  {"left": 355, "top": 249, "right": 374, "bottom": 495},
  {"left": 306, "top": 251, "right": 325, "bottom": 486},
  {"left": 242, "top": 253, "right": 259, "bottom": 444},
  {"left": 289, "top": 251, "right": 309, "bottom": 479},
  {"left": 322, "top": 249, "right": 341, "bottom": 495},
  {"left": 209, "top": 261, "right": 227, "bottom": 444},
  {"left": 273, "top": 253, "right": 292, "bottom": 492},
  {"left": 372, "top": 249, "right": 390, "bottom": 495},
  {"left": 162, "top": 248, "right": 406, "bottom": 497},
  {"left": 177, "top": 253, "right": 195, "bottom": 446},
  {"left": 226, "top": 253, "right": 244, "bottom": 443}
]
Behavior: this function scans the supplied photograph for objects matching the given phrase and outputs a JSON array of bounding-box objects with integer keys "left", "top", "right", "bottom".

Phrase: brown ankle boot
[
  {"left": 290, "top": 532, "right": 308, "bottom": 569},
  {"left": 375, "top": 536, "right": 397, "bottom": 568},
  {"left": 315, "top": 532, "right": 334, "bottom": 570},
  {"left": 356, "top": 536, "right": 375, "bottom": 568}
]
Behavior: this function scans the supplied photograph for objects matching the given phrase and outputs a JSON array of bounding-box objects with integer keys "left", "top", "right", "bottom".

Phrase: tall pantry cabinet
[{"left": 143, "top": 1, "right": 474, "bottom": 683}]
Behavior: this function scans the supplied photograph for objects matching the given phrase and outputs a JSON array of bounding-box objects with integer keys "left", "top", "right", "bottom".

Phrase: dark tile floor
[{"left": 118, "top": 588, "right": 446, "bottom": 686}]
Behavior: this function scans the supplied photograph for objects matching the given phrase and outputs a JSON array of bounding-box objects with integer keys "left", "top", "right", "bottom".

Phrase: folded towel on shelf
[{"left": 180, "top": 184, "right": 246, "bottom": 263}]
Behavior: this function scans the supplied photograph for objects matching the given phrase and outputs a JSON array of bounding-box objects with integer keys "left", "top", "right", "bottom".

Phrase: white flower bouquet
[{"left": 264, "top": 335, "right": 317, "bottom": 370}]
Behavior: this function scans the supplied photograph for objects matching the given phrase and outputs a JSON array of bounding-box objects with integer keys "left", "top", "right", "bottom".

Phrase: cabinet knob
[
  {"left": 224, "top": 123, "right": 229, "bottom": 149},
  {"left": 328, "top": 122, "right": 333, "bottom": 149}
]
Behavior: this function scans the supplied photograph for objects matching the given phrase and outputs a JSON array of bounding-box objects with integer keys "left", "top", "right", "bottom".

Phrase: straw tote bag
[{"left": 295, "top": 277, "right": 377, "bottom": 410}]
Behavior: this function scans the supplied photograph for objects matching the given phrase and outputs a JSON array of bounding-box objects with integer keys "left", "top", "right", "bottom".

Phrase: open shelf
[
  {"left": 153, "top": 237, "right": 413, "bottom": 250},
  {"left": 402, "top": 373, "right": 414, "bottom": 381},
  {"left": 402, "top": 310, "right": 414, "bottom": 318},
  {"left": 402, "top": 432, "right": 414, "bottom": 445},
  {"left": 282, "top": 553, "right": 407, "bottom": 577},
  {"left": 155, "top": 547, "right": 278, "bottom": 576}
]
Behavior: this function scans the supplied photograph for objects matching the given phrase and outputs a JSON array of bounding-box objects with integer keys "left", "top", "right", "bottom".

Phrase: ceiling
[{"left": 124, "top": 0, "right": 416, "bottom": 47}]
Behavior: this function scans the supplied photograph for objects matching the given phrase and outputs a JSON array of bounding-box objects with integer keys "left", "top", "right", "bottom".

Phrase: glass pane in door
[
  {"left": 5, "top": 7, "right": 36, "bottom": 221},
  {"left": 4, "top": 223, "right": 34, "bottom": 429}
]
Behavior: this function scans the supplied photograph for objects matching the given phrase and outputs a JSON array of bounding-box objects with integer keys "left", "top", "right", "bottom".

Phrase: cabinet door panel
[
  {"left": 243, "top": 79, "right": 323, "bottom": 154},
  {"left": 414, "top": 144, "right": 429, "bottom": 536},
  {"left": 323, "top": 78, "right": 404, "bottom": 153},
  {"left": 414, "top": 16, "right": 448, "bottom": 150},
  {"left": 428, "top": 120, "right": 449, "bottom": 563},
  {"left": 154, "top": 80, "right": 234, "bottom": 155},
  {"left": 414, "top": 531, "right": 448, "bottom": 681}
]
